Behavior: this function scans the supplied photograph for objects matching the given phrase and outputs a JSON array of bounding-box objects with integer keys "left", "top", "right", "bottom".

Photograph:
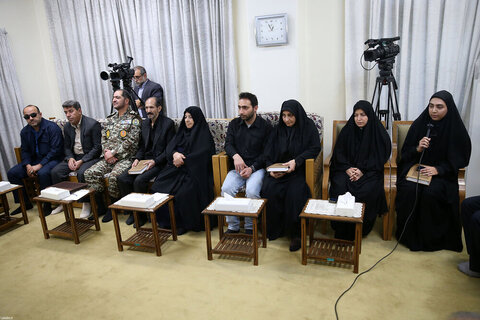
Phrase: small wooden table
[
  {"left": 202, "top": 198, "right": 267, "bottom": 266},
  {"left": 300, "top": 201, "right": 364, "bottom": 273},
  {"left": 0, "top": 184, "right": 29, "bottom": 232},
  {"left": 109, "top": 195, "right": 176, "bottom": 256},
  {"left": 33, "top": 188, "right": 100, "bottom": 244}
]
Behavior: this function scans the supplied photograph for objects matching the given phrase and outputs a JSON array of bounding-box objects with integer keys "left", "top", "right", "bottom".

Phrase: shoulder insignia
[
  {"left": 120, "top": 130, "right": 127, "bottom": 138},
  {"left": 106, "top": 130, "right": 110, "bottom": 138},
  {"left": 133, "top": 118, "right": 140, "bottom": 126}
]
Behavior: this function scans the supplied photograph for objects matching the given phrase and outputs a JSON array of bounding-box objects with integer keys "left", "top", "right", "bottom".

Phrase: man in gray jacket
[{"left": 51, "top": 100, "right": 102, "bottom": 217}]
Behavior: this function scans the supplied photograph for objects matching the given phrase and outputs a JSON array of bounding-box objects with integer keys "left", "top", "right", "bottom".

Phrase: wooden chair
[
  {"left": 387, "top": 121, "right": 466, "bottom": 240},
  {"left": 14, "top": 147, "right": 41, "bottom": 203},
  {"left": 322, "top": 120, "right": 392, "bottom": 240}
]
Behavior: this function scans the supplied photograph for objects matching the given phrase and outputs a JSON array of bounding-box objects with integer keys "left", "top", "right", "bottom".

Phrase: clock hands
[{"left": 268, "top": 23, "right": 274, "bottom": 31}]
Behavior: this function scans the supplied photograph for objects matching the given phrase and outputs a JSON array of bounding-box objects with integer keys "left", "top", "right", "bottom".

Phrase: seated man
[
  {"left": 458, "top": 196, "right": 480, "bottom": 278},
  {"left": 50, "top": 100, "right": 102, "bottom": 217},
  {"left": 8, "top": 105, "right": 64, "bottom": 215},
  {"left": 221, "top": 92, "right": 271, "bottom": 234},
  {"left": 84, "top": 89, "right": 141, "bottom": 222},
  {"left": 117, "top": 96, "right": 175, "bottom": 226}
]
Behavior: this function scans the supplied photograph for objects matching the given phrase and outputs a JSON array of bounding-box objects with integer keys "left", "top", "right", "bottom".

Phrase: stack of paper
[
  {"left": 117, "top": 193, "right": 155, "bottom": 208},
  {"left": 215, "top": 196, "right": 253, "bottom": 212},
  {"left": 0, "top": 181, "right": 14, "bottom": 192},
  {"left": 40, "top": 187, "right": 71, "bottom": 200}
]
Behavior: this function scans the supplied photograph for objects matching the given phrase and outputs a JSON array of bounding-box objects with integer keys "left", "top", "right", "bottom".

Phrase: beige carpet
[{"left": 0, "top": 194, "right": 479, "bottom": 320}]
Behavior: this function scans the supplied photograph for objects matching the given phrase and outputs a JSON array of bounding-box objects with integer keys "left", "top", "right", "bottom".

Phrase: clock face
[{"left": 255, "top": 14, "right": 288, "bottom": 47}]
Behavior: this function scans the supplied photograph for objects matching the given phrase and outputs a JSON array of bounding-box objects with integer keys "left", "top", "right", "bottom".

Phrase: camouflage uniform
[{"left": 84, "top": 108, "right": 141, "bottom": 198}]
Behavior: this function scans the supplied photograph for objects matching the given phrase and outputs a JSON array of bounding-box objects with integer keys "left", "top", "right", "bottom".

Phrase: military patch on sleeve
[
  {"left": 106, "top": 130, "right": 110, "bottom": 138},
  {"left": 120, "top": 130, "right": 127, "bottom": 138},
  {"left": 132, "top": 118, "right": 140, "bottom": 126}
]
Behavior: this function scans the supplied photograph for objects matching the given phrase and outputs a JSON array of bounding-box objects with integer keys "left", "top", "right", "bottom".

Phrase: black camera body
[
  {"left": 100, "top": 56, "right": 135, "bottom": 90},
  {"left": 363, "top": 36, "right": 400, "bottom": 62}
]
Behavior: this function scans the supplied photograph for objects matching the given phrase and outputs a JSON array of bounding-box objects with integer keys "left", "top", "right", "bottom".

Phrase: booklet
[
  {"left": 266, "top": 163, "right": 289, "bottom": 172},
  {"left": 406, "top": 164, "right": 432, "bottom": 186},
  {"left": 128, "top": 160, "right": 150, "bottom": 175}
]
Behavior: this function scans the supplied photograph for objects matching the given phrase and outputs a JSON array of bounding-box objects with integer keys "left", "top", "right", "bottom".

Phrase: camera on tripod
[
  {"left": 363, "top": 36, "right": 400, "bottom": 62},
  {"left": 100, "top": 56, "right": 135, "bottom": 90}
]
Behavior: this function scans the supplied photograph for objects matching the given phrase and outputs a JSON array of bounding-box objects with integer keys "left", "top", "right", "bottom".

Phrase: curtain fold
[
  {"left": 44, "top": 0, "right": 237, "bottom": 119},
  {"left": 0, "top": 28, "right": 25, "bottom": 179},
  {"left": 345, "top": 0, "right": 480, "bottom": 124}
]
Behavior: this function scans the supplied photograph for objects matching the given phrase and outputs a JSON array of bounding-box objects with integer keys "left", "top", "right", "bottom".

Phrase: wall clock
[{"left": 255, "top": 13, "right": 288, "bottom": 47}]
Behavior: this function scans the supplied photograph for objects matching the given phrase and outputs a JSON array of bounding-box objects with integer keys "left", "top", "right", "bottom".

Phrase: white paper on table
[{"left": 64, "top": 189, "right": 90, "bottom": 201}]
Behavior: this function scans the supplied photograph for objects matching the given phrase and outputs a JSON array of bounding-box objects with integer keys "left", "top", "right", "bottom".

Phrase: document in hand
[
  {"left": 266, "top": 163, "right": 289, "bottom": 172},
  {"left": 128, "top": 160, "right": 150, "bottom": 175},
  {"left": 406, "top": 164, "right": 432, "bottom": 186}
]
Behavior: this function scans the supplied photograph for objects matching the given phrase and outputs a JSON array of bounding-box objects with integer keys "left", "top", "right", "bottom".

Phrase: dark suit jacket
[
  {"left": 63, "top": 115, "right": 102, "bottom": 162},
  {"left": 20, "top": 118, "right": 64, "bottom": 166},
  {"left": 134, "top": 79, "right": 164, "bottom": 105},
  {"left": 135, "top": 115, "right": 175, "bottom": 167}
]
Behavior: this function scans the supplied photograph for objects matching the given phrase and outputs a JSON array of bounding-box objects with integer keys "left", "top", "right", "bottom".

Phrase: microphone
[{"left": 426, "top": 123, "right": 434, "bottom": 138}]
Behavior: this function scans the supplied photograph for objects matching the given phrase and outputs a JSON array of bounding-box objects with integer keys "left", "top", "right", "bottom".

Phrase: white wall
[
  {"left": 0, "top": 0, "right": 61, "bottom": 119},
  {"left": 234, "top": 0, "right": 345, "bottom": 155}
]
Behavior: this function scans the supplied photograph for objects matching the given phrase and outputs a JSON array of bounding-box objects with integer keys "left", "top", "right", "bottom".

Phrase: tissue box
[
  {"left": 335, "top": 192, "right": 356, "bottom": 217},
  {"left": 215, "top": 197, "right": 253, "bottom": 212},
  {"left": 117, "top": 193, "right": 155, "bottom": 208},
  {"left": 40, "top": 187, "right": 70, "bottom": 200}
]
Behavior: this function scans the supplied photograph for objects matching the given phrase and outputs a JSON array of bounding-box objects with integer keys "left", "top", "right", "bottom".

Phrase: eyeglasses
[{"left": 23, "top": 113, "right": 37, "bottom": 120}]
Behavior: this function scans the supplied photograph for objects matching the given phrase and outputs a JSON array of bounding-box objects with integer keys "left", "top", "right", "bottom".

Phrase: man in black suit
[
  {"left": 50, "top": 100, "right": 102, "bottom": 217},
  {"left": 118, "top": 96, "right": 175, "bottom": 226},
  {"left": 133, "top": 66, "right": 164, "bottom": 118}
]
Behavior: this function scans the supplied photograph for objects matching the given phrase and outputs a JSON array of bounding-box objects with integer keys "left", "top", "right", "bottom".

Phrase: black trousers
[
  {"left": 117, "top": 166, "right": 161, "bottom": 198},
  {"left": 461, "top": 196, "right": 480, "bottom": 272}
]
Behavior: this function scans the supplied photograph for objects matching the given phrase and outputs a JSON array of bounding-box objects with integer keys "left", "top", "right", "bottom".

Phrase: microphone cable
[{"left": 334, "top": 131, "right": 431, "bottom": 320}]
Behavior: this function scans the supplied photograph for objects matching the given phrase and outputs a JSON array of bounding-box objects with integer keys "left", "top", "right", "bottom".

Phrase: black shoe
[
  {"left": 245, "top": 229, "right": 253, "bottom": 235},
  {"left": 289, "top": 237, "right": 301, "bottom": 252},
  {"left": 133, "top": 215, "right": 147, "bottom": 228},
  {"left": 125, "top": 213, "right": 134, "bottom": 225},
  {"left": 10, "top": 202, "right": 33, "bottom": 215},
  {"left": 43, "top": 203, "right": 52, "bottom": 217},
  {"left": 225, "top": 229, "right": 239, "bottom": 234},
  {"left": 102, "top": 209, "right": 112, "bottom": 223}
]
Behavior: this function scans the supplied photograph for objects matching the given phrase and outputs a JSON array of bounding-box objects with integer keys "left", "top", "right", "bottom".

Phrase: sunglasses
[{"left": 23, "top": 113, "right": 37, "bottom": 120}]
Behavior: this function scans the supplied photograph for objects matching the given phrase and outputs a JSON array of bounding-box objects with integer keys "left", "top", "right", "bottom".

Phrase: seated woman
[
  {"left": 396, "top": 90, "right": 471, "bottom": 251},
  {"left": 329, "top": 100, "right": 391, "bottom": 240},
  {"left": 261, "top": 99, "right": 321, "bottom": 251},
  {"left": 151, "top": 106, "right": 215, "bottom": 235}
]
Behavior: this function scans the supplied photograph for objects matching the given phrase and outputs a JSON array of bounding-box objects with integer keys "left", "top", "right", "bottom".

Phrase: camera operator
[{"left": 133, "top": 66, "right": 164, "bottom": 118}]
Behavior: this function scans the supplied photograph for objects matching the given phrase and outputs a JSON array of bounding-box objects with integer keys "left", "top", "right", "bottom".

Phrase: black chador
[
  {"left": 261, "top": 100, "right": 321, "bottom": 241},
  {"left": 329, "top": 100, "right": 391, "bottom": 240},
  {"left": 396, "top": 90, "right": 471, "bottom": 251},
  {"left": 151, "top": 106, "right": 215, "bottom": 233}
]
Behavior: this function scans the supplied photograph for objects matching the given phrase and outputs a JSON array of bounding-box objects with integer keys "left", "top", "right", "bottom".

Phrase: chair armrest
[
  {"left": 15, "top": 147, "right": 22, "bottom": 164},
  {"left": 212, "top": 152, "right": 226, "bottom": 198},
  {"left": 322, "top": 152, "right": 332, "bottom": 200},
  {"left": 306, "top": 158, "right": 315, "bottom": 198},
  {"left": 458, "top": 168, "right": 466, "bottom": 205}
]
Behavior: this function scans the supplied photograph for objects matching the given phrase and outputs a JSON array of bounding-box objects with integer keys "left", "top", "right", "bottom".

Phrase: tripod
[{"left": 371, "top": 58, "right": 401, "bottom": 129}]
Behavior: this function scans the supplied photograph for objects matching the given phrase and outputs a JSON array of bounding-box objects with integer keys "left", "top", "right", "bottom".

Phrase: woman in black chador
[
  {"left": 329, "top": 100, "right": 391, "bottom": 240},
  {"left": 396, "top": 90, "right": 471, "bottom": 251},
  {"left": 151, "top": 106, "right": 215, "bottom": 234},
  {"left": 261, "top": 100, "right": 321, "bottom": 251}
]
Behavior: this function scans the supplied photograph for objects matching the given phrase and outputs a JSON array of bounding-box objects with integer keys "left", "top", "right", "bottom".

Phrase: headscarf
[
  {"left": 331, "top": 100, "right": 391, "bottom": 172},
  {"left": 399, "top": 90, "right": 471, "bottom": 179},
  {"left": 265, "top": 99, "right": 321, "bottom": 167}
]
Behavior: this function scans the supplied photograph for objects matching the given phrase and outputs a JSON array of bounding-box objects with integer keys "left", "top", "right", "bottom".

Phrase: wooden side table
[
  {"left": 33, "top": 188, "right": 100, "bottom": 244},
  {"left": 202, "top": 198, "right": 267, "bottom": 266},
  {"left": 109, "top": 195, "right": 176, "bottom": 256},
  {"left": 300, "top": 200, "right": 365, "bottom": 273},
  {"left": 0, "top": 185, "right": 29, "bottom": 232}
]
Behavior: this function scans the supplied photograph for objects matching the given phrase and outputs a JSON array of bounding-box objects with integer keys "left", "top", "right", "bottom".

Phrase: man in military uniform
[{"left": 84, "top": 89, "right": 141, "bottom": 222}]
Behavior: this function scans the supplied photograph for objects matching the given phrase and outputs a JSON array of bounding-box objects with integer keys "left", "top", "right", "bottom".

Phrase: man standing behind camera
[
  {"left": 7, "top": 105, "right": 64, "bottom": 216},
  {"left": 133, "top": 66, "right": 164, "bottom": 118},
  {"left": 50, "top": 100, "right": 102, "bottom": 217},
  {"left": 117, "top": 96, "right": 175, "bottom": 226},
  {"left": 84, "top": 89, "right": 141, "bottom": 222}
]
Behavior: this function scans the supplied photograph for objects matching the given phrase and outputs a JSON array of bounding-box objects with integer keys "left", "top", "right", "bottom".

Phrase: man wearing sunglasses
[
  {"left": 133, "top": 66, "right": 164, "bottom": 119},
  {"left": 7, "top": 105, "right": 64, "bottom": 216}
]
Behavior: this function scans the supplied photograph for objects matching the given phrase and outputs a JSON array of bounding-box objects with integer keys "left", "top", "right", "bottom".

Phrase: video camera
[
  {"left": 100, "top": 56, "right": 135, "bottom": 90},
  {"left": 363, "top": 36, "right": 400, "bottom": 62}
]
